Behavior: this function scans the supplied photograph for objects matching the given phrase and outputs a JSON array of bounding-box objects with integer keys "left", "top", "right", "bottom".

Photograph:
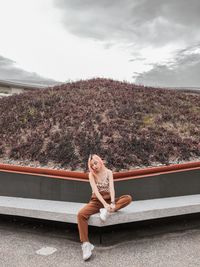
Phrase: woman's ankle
[{"left": 82, "top": 241, "right": 90, "bottom": 244}]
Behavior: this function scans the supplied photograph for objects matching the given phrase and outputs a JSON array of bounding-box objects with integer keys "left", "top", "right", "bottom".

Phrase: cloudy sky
[{"left": 0, "top": 0, "right": 200, "bottom": 87}]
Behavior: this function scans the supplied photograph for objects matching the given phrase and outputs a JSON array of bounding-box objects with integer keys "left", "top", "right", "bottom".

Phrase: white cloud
[
  {"left": 0, "top": 0, "right": 140, "bottom": 82},
  {"left": 136, "top": 43, "right": 200, "bottom": 87},
  {"left": 0, "top": 0, "right": 200, "bottom": 85}
]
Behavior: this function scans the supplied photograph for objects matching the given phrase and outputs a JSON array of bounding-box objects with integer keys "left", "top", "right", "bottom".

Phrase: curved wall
[{"left": 0, "top": 161, "right": 200, "bottom": 202}]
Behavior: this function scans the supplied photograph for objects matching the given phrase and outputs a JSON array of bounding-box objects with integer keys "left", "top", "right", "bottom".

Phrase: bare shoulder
[
  {"left": 89, "top": 172, "right": 95, "bottom": 181},
  {"left": 88, "top": 172, "right": 93, "bottom": 179},
  {"left": 107, "top": 169, "right": 113, "bottom": 177}
]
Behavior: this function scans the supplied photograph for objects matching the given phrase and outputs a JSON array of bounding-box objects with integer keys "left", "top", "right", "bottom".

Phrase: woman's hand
[
  {"left": 104, "top": 202, "right": 111, "bottom": 211},
  {"left": 109, "top": 203, "right": 116, "bottom": 212},
  {"left": 104, "top": 203, "right": 115, "bottom": 212}
]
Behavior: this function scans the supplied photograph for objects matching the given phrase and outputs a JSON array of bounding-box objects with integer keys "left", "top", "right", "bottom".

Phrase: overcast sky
[{"left": 0, "top": 0, "right": 200, "bottom": 87}]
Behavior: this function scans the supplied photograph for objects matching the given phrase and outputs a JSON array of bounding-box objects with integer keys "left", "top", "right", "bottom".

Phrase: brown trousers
[{"left": 77, "top": 191, "right": 132, "bottom": 242}]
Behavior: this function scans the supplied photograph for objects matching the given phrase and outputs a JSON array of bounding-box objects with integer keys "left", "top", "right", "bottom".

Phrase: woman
[{"left": 77, "top": 154, "right": 132, "bottom": 261}]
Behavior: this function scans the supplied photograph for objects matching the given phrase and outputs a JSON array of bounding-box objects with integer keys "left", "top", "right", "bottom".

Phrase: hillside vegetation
[{"left": 0, "top": 78, "right": 200, "bottom": 172}]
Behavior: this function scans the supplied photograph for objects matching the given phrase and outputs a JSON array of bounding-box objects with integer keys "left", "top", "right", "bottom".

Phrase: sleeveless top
[{"left": 92, "top": 170, "right": 110, "bottom": 193}]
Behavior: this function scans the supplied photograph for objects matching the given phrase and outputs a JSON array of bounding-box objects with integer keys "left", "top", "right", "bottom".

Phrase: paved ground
[{"left": 0, "top": 214, "right": 200, "bottom": 267}]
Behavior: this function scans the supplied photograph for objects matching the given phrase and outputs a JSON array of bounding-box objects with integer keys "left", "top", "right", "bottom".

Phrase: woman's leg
[
  {"left": 113, "top": 195, "right": 132, "bottom": 212},
  {"left": 77, "top": 199, "right": 103, "bottom": 242}
]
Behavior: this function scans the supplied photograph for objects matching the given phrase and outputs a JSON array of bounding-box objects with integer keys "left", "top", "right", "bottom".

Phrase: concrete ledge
[{"left": 0, "top": 195, "right": 200, "bottom": 227}]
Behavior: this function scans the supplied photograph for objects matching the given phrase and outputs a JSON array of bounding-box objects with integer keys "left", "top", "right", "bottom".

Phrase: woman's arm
[
  {"left": 89, "top": 173, "right": 108, "bottom": 207},
  {"left": 108, "top": 170, "right": 115, "bottom": 203}
]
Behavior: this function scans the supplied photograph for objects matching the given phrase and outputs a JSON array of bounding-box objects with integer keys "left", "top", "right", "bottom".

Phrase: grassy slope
[{"left": 0, "top": 78, "right": 200, "bottom": 172}]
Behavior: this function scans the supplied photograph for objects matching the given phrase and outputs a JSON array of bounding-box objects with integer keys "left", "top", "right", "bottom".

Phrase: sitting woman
[{"left": 77, "top": 154, "right": 132, "bottom": 261}]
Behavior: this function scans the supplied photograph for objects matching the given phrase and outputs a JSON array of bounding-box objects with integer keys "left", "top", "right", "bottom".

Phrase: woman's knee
[
  {"left": 77, "top": 210, "right": 87, "bottom": 221},
  {"left": 126, "top": 195, "right": 132, "bottom": 203}
]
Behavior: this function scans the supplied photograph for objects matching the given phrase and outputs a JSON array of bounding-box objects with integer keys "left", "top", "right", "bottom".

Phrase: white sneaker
[
  {"left": 99, "top": 208, "right": 110, "bottom": 222},
  {"left": 81, "top": 242, "right": 94, "bottom": 261}
]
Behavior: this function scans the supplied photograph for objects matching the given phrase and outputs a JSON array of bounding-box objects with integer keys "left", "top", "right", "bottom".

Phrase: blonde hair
[{"left": 88, "top": 154, "right": 107, "bottom": 180}]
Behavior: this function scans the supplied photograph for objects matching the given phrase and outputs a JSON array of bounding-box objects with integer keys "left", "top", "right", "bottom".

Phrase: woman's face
[{"left": 90, "top": 158, "right": 101, "bottom": 172}]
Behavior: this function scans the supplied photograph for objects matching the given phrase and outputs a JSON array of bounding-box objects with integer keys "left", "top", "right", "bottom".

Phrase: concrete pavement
[{"left": 0, "top": 214, "right": 200, "bottom": 267}]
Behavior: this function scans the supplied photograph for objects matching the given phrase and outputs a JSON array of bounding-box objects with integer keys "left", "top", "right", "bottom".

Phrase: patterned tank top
[{"left": 92, "top": 170, "right": 110, "bottom": 193}]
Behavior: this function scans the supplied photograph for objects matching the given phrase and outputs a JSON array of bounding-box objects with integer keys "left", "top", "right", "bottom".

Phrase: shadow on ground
[{"left": 0, "top": 213, "right": 200, "bottom": 246}]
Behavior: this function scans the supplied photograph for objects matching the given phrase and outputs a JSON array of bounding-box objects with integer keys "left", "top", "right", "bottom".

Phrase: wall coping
[{"left": 0, "top": 161, "right": 200, "bottom": 182}]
